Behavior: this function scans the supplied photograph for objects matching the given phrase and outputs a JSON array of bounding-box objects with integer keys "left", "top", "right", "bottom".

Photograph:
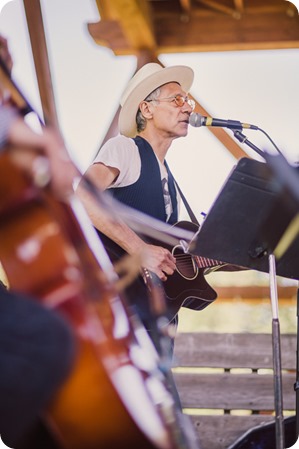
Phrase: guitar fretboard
[{"left": 195, "top": 255, "right": 224, "bottom": 269}]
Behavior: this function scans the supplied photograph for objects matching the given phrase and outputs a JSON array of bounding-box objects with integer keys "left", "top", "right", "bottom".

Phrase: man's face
[{"left": 150, "top": 82, "right": 193, "bottom": 139}]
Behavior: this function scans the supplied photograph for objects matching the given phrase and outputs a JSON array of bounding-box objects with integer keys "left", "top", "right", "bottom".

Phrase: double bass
[{"left": 0, "top": 61, "right": 199, "bottom": 449}]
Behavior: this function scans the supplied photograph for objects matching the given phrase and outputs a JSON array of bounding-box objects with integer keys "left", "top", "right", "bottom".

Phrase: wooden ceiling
[
  {"left": 88, "top": 0, "right": 299, "bottom": 156},
  {"left": 88, "top": 0, "right": 299, "bottom": 56}
]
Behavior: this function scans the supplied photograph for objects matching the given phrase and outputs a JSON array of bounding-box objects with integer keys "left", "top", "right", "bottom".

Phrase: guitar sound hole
[{"left": 173, "top": 245, "right": 198, "bottom": 280}]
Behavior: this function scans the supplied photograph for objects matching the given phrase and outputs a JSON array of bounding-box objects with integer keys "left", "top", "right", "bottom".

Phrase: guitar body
[
  {"left": 163, "top": 260, "right": 217, "bottom": 317},
  {"left": 103, "top": 220, "right": 218, "bottom": 322},
  {"left": 153, "top": 221, "right": 218, "bottom": 320}
]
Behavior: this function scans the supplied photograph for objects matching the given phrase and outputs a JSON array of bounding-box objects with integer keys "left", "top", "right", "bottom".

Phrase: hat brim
[{"left": 119, "top": 65, "right": 194, "bottom": 138}]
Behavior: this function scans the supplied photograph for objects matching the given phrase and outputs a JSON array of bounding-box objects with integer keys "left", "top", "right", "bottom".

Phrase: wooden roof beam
[
  {"left": 233, "top": 0, "right": 244, "bottom": 14},
  {"left": 153, "top": 8, "right": 299, "bottom": 54},
  {"left": 196, "top": 0, "right": 242, "bottom": 18},
  {"left": 90, "top": 1, "right": 299, "bottom": 55},
  {"left": 88, "top": 0, "right": 156, "bottom": 55},
  {"left": 179, "top": 0, "right": 192, "bottom": 13},
  {"left": 22, "top": 0, "right": 60, "bottom": 130}
]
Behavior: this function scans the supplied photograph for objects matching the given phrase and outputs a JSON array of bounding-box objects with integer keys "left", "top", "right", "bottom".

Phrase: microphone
[{"left": 189, "top": 112, "right": 258, "bottom": 130}]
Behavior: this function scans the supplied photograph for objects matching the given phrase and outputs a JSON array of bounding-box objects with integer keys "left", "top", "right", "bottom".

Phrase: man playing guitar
[{"left": 76, "top": 62, "right": 216, "bottom": 347}]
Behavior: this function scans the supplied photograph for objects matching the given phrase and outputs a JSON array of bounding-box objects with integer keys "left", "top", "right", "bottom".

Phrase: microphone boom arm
[{"left": 233, "top": 129, "right": 266, "bottom": 159}]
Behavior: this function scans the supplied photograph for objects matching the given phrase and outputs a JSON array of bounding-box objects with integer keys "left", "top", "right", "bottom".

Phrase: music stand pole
[
  {"left": 232, "top": 131, "right": 286, "bottom": 447},
  {"left": 269, "top": 254, "right": 285, "bottom": 449},
  {"left": 232, "top": 132, "right": 286, "bottom": 447},
  {"left": 232, "top": 130, "right": 286, "bottom": 447},
  {"left": 234, "top": 130, "right": 285, "bottom": 449}
]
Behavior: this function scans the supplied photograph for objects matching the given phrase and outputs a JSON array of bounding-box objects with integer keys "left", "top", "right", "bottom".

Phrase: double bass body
[{"left": 0, "top": 146, "right": 186, "bottom": 449}]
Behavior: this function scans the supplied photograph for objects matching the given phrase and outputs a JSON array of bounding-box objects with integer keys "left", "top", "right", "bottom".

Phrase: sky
[{"left": 0, "top": 0, "right": 299, "bottom": 221}]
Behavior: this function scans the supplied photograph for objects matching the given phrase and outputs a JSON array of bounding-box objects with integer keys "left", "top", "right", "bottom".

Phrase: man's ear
[{"left": 139, "top": 101, "right": 154, "bottom": 119}]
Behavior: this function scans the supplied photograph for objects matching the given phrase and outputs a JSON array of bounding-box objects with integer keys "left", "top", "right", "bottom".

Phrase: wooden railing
[{"left": 173, "top": 332, "right": 297, "bottom": 449}]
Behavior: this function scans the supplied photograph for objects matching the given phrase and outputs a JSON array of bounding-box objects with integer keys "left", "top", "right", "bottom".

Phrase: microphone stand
[
  {"left": 232, "top": 129, "right": 285, "bottom": 449},
  {"left": 233, "top": 130, "right": 266, "bottom": 159}
]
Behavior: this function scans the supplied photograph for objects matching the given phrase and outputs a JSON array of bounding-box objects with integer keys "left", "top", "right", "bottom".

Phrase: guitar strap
[
  {"left": 173, "top": 178, "right": 200, "bottom": 226},
  {"left": 164, "top": 160, "right": 199, "bottom": 226}
]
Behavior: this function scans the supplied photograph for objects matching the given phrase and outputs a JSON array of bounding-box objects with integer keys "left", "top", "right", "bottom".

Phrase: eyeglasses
[{"left": 148, "top": 94, "right": 196, "bottom": 111}]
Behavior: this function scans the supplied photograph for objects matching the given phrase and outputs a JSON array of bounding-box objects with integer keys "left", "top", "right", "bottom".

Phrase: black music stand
[
  {"left": 194, "top": 157, "right": 299, "bottom": 279},
  {"left": 194, "top": 157, "right": 299, "bottom": 449}
]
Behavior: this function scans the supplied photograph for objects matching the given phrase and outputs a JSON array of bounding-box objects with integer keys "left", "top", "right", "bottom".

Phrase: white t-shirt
[{"left": 94, "top": 135, "right": 178, "bottom": 221}]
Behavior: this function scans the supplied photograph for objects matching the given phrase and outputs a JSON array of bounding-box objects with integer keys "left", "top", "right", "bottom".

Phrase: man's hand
[
  {"left": 139, "top": 243, "right": 176, "bottom": 281},
  {"left": 7, "top": 118, "right": 79, "bottom": 198}
]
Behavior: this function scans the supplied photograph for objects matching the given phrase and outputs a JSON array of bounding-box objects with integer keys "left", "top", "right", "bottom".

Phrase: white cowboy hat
[{"left": 118, "top": 62, "right": 194, "bottom": 138}]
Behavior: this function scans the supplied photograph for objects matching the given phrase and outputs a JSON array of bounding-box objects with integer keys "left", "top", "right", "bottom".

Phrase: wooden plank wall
[{"left": 173, "top": 332, "right": 297, "bottom": 449}]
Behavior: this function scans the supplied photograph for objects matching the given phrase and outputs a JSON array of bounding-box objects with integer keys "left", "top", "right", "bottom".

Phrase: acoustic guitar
[
  {"left": 150, "top": 220, "right": 224, "bottom": 320},
  {"left": 104, "top": 220, "right": 223, "bottom": 322}
]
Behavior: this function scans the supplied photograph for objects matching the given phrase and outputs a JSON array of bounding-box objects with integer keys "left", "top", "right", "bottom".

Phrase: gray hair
[{"left": 136, "top": 87, "right": 161, "bottom": 133}]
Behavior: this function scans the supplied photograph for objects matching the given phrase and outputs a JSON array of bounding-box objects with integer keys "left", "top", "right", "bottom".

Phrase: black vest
[
  {"left": 97, "top": 136, "right": 201, "bottom": 314},
  {"left": 96, "top": 136, "right": 178, "bottom": 260},
  {"left": 109, "top": 136, "right": 178, "bottom": 225}
]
